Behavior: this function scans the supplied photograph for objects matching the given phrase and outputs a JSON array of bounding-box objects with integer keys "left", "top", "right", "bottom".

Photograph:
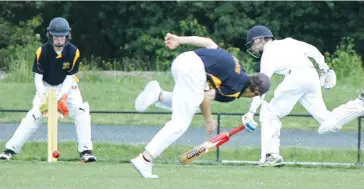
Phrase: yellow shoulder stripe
[
  {"left": 36, "top": 47, "right": 42, "bottom": 61},
  {"left": 69, "top": 49, "right": 80, "bottom": 72},
  {"left": 72, "top": 75, "right": 79, "bottom": 83},
  {"left": 207, "top": 73, "right": 222, "bottom": 88},
  {"left": 207, "top": 73, "right": 240, "bottom": 98},
  {"left": 217, "top": 88, "right": 240, "bottom": 98}
]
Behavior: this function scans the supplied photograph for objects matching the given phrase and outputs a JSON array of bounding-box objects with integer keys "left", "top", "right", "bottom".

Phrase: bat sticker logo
[{"left": 186, "top": 147, "right": 206, "bottom": 159}]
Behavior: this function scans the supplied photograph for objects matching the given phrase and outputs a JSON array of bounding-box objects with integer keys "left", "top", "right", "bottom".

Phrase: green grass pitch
[{"left": 1, "top": 160, "right": 363, "bottom": 189}]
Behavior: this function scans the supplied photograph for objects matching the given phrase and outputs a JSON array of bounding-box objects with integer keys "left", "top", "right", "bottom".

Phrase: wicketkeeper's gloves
[
  {"left": 57, "top": 94, "right": 69, "bottom": 118},
  {"left": 242, "top": 111, "right": 257, "bottom": 132},
  {"left": 320, "top": 69, "right": 336, "bottom": 89}
]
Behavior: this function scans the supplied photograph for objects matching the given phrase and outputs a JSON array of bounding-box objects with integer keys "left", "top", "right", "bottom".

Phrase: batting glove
[
  {"left": 242, "top": 111, "right": 257, "bottom": 132},
  {"left": 320, "top": 69, "right": 336, "bottom": 89}
]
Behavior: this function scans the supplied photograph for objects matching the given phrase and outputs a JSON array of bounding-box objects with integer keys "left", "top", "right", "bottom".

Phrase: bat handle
[{"left": 229, "top": 125, "right": 245, "bottom": 136}]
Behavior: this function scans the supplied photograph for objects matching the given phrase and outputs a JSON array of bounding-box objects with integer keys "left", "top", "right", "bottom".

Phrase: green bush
[
  {"left": 0, "top": 16, "right": 43, "bottom": 82},
  {"left": 2, "top": 15, "right": 363, "bottom": 86},
  {"left": 127, "top": 15, "right": 212, "bottom": 71},
  {"left": 325, "top": 37, "right": 364, "bottom": 85}
]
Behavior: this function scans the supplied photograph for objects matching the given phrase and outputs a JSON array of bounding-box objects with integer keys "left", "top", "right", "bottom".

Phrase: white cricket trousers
[
  {"left": 5, "top": 78, "right": 93, "bottom": 153},
  {"left": 145, "top": 51, "right": 206, "bottom": 158},
  {"left": 318, "top": 97, "right": 364, "bottom": 134},
  {"left": 259, "top": 68, "right": 331, "bottom": 162}
]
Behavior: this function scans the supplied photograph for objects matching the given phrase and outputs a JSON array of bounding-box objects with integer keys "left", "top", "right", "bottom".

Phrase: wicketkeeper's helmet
[{"left": 46, "top": 17, "right": 72, "bottom": 46}]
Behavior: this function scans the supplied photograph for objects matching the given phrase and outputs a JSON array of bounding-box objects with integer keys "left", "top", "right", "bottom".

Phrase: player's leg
[
  {"left": 318, "top": 90, "right": 364, "bottom": 134},
  {"left": 298, "top": 89, "right": 332, "bottom": 132},
  {"left": 0, "top": 92, "right": 44, "bottom": 160},
  {"left": 131, "top": 51, "right": 206, "bottom": 178},
  {"left": 259, "top": 76, "right": 305, "bottom": 167},
  {"left": 154, "top": 90, "right": 202, "bottom": 113},
  {"left": 134, "top": 79, "right": 174, "bottom": 111},
  {"left": 135, "top": 80, "right": 203, "bottom": 112},
  {"left": 135, "top": 80, "right": 163, "bottom": 112},
  {"left": 67, "top": 81, "right": 96, "bottom": 163},
  {"left": 154, "top": 90, "right": 173, "bottom": 111},
  {"left": 298, "top": 69, "right": 332, "bottom": 126}
]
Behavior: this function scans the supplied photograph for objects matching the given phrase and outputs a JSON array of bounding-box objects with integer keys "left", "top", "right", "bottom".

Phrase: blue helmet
[
  {"left": 245, "top": 25, "right": 273, "bottom": 47},
  {"left": 46, "top": 17, "right": 72, "bottom": 46},
  {"left": 245, "top": 25, "right": 273, "bottom": 58}
]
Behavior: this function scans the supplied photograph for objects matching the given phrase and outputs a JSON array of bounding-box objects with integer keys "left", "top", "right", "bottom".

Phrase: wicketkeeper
[
  {"left": 0, "top": 17, "right": 96, "bottom": 163},
  {"left": 131, "top": 33, "right": 270, "bottom": 178}
]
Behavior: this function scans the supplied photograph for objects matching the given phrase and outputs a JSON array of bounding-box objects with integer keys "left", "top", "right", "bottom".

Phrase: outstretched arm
[
  {"left": 296, "top": 39, "right": 329, "bottom": 71},
  {"left": 295, "top": 39, "right": 336, "bottom": 88},
  {"left": 247, "top": 52, "right": 274, "bottom": 115},
  {"left": 249, "top": 93, "right": 267, "bottom": 115},
  {"left": 200, "top": 89, "right": 216, "bottom": 122},
  {"left": 200, "top": 89, "right": 218, "bottom": 134},
  {"left": 165, "top": 33, "right": 218, "bottom": 50}
]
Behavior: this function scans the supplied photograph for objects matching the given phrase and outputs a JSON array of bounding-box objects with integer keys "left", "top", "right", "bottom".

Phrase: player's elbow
[
  {"left": 204, "top": 89, "right": 216, "bottom": 101},
  {"left": 205, "top": 38, "right": 218, "bottom": 49}
]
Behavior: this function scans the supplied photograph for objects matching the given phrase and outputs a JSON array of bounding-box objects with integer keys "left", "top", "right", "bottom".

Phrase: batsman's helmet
[
  {"left": 256, "top": 72, "right": 270, "bottom": 94},
  {"left": 245, "top": 25, "right": 273, "bottom": 58},
  {"left": 245, "top": 25, "right": 273, "bottom": 47},
  {"left": 46, "top": 17, "right": 72, "bottom": 45}
]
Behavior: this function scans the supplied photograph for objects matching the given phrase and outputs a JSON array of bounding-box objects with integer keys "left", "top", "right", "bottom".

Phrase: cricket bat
[{"left": 178, "top": 125, "right": 246, "bottom": 165}]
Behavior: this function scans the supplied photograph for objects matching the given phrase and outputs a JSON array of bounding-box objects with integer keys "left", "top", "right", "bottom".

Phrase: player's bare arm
[
  {"left": 200, "top": 89, "right": 217, "bottom": 135},
  {"left": 164, "top": 33, "right": 218, "bottom": 50}
]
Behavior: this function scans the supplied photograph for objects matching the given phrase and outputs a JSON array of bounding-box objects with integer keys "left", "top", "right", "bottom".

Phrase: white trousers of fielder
[
  {"left": 5, "top": 78, "right": 93, "bottom": 153},
  {"left": 145, "top": 51, "right": 206, "bottom": 158},
  {"left": 259, "top": 68, "right": 332, "bottom": 163}
]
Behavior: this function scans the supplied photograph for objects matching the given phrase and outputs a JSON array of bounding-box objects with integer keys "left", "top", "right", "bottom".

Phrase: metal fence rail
[{"left": 0, "top": 109, "right": 362, "bottom": 166}]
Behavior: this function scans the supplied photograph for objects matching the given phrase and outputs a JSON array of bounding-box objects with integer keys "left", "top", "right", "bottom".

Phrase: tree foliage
[{"left": 1, "top": 1, "right": 364, "bottom": 72}]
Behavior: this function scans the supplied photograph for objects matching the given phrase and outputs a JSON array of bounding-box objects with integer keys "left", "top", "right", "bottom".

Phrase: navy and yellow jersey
[
  {"left": 194, "top": 48, "right": 251, "bottom": 102},
  {"left": 32, "top": 42, "right": 80, "bottom": 86}
]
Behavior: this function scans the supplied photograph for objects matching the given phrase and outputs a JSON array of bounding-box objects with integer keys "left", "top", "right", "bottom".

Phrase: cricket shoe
[
  {"left": 135, "top": 80, "right": 161, "bottom": 112},
  {"left": 259, "top": 154, "right": 284, "bottom": 167},
  {"left": 131, "top": 153, "right": 159, "bottom": 179},
  {"left": 80, "top": 150, "right": 97, "bottom": 163},
  {"left": 0, "top": 149, "right": 15, "bottom": 160}
]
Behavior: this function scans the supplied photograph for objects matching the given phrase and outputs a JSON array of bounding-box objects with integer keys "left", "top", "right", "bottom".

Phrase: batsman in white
[
  {"left": 0, "top": 17, "right": 96, "bottom": 163},
  {"left": 131, "top": 33, "right": 271, "bottom": 178},
  {"left": 242, "top": 25, "right": 337, "bottom": 167}
]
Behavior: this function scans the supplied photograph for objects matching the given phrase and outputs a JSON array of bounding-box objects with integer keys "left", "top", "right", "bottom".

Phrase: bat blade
[
  {"left": 178, "top": 132, "right": 230, "bottom": 165},
  {"left": 178, "top": 125, "right": 246, "bottom": 165}
]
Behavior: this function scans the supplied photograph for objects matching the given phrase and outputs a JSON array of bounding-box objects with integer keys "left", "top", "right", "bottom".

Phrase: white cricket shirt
[{"left": 248, "top": 37, "right": 330, "bottom": 113}]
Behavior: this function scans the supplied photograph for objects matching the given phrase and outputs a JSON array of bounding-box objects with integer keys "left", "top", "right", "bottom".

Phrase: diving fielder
[
  {"left": 131, "top": 33, "right": 270, "bottom": 178},
  {"left": 242, "top": 25, "right": 337, "bottom": 167},
  {"left": 0, "top": 17, "right": 96, "bottom": 162}
]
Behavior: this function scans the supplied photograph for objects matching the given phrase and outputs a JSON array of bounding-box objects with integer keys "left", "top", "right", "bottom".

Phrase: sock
[{"left": 142, "top": 152, "right": 152, "bottom": 162}]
